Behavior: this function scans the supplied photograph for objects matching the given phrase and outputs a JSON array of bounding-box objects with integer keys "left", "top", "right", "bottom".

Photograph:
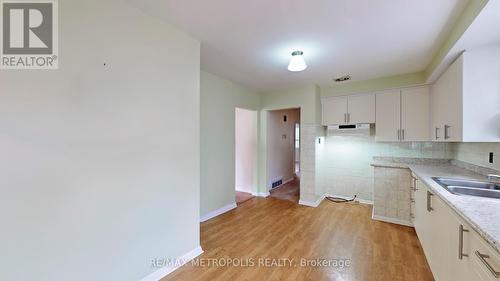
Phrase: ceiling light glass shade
[{"left": 288, "top": 51, "right": 307, "bottom": 72}]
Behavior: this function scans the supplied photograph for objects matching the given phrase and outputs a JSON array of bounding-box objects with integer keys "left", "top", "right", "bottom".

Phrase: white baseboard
[
  {"left": 140, "top": 246, "right": 203, "bottom": 281},
  {"left": 372, "top": 213, "right": 413, "bottom": 227},
  {"left": 252, "top": 191, "right": 270, "bottom": 197},
  {"left": 235, "top": 187, "right": 252, "bottom": 193},
  {"left": 325, "top": 194, "right": 373, "bottom": 205},
  {"left": 200, "top": 202, "right": 237, "bottom": 222},
  {"left": 299, "top": 195, "right": 325, "bottom": 207}
]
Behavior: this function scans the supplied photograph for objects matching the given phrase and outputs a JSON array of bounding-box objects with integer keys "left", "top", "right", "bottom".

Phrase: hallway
[{"left": 269, "top": 177, "right": 300, "bottom": 203}]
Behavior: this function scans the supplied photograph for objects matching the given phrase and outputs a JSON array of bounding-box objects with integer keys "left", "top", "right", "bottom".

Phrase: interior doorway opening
[
  {"left": 267, "top": 108, "right": 300, "bottom": 203},
  {"left": 235, "top": 107, "right": 257, "bottom": 205}
]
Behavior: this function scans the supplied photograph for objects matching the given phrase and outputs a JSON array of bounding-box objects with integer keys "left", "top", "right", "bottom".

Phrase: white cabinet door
[
  {"left": 375, "top": 90, "right": 401, "bottom": 141},
  {"left": 428, "top": 191, "right": 453, "bottom": 281},
  {"left": 322, "top": 96, "right": 347, "bottom": 125},
  {"left": 431, "top": 77, "right": 445, "bottom": 141},
  {"left": 401, "top": 87, "right": 430, "bottom": 141},
  {"left": 414, "top": 181, "right": 436, "bottom": 271},
  {"left": 442, "top": 55, "right": 463, "bottom": 142},
  {"left": 431, "top": 55, "right": 464, "bottom": 142},
  {"left": 448, "top": 211, "right": 478, "bottom": 281},
  {"left": 347, "top": 94, "right": 375, "bottom": 124}
]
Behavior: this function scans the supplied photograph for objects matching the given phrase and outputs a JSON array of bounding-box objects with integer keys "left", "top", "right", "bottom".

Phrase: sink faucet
[{"left": 487, "top": 174, "right": 500, "bottom": 182}]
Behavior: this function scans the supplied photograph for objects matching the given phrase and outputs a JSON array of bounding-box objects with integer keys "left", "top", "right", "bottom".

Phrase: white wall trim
[
  {"left": 140, "top": 246, "right": 203, "bottom": 281},
  {"left": 325, "top": 194, "right": 374, "bottom": 205},
  {"left": 299, "top": 195, "right": 325, "bottom": 207},
  {"left": 372, "top": 214, "right": 413, "bottom": 227},
  {"left": 235, "top": 187, "right": 252, "bottom": 193},
  {"left": 282, "top": 177, "right": 294, "bottom": 185},
  {"left": 200, "top": 202, "right": 237, "bottom": 222},
  {"left": 252, "top": 191, "right": 270, "bottom": 197}
]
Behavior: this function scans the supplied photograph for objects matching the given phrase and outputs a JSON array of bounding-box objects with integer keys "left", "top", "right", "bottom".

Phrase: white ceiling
[{"left": 130, "top": 0, "right": 469, "bottom": 91}]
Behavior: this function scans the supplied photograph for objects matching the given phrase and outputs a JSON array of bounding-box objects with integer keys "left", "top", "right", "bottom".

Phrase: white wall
[
  {"left": 0, "top": 1, "right": 200, "bottom": 280},
  {"left": 266, "top": 108, "right": 300, "bottom": 188},
  {"left": 235, "top": 108, "right": 258, "bottom": 193},
  {"left": 462, "top": 45, "right": 500, "bottom": 141},
  {"left": 200, "top": 71, "right": 260, "bottom": 215}
]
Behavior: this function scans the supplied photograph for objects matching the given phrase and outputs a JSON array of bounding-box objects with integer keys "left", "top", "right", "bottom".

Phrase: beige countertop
[{"left": 372, "top": 158, "right": 500, "bottom": 255}]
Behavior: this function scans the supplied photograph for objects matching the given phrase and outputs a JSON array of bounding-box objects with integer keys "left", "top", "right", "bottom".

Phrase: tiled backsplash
[
  {"left": 316, "top": 134, "right": 449, "bottom": 201},
  {"left": 448, "top": 143, "right": 500, "bottom": 171}
]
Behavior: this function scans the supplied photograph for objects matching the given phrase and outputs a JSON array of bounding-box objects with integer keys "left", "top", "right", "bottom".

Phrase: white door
[
  {"left": 375, "top": 90, "right": 401, "bottom": 142},
  {"left": 347, "top": 94, "right": 375, "bottom": 124},
  {"left": 401, "top": 87, "right": 430, "bottom": 141},
  {"left": 322, "top": 96, "right": 348, "bottom": 125}
]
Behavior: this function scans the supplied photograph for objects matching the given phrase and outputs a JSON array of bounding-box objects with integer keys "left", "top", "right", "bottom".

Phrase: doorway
[
  {"left": 267, "top": 108, "right": 300, "bottom": 203},
  {"left": 235, "top": 107, "right": 257, "bottom": 205}
]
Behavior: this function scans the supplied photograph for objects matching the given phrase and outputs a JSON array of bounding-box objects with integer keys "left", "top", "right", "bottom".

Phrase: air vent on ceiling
[{"left": 334, "top": 75, "right": 351, "bottom": 83}]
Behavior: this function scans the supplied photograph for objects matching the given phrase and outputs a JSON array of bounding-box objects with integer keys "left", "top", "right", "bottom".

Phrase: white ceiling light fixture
[{"left": 288, "top": 51, "right": 307, "bottom": 72}]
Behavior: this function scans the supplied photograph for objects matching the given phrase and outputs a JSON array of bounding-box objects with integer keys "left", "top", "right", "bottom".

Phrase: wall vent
[
  {"left": 333, "top": 75, "right": 351, "bottom": 83},
  {"left": 271, "top": 178, "right": 283, "bottom": 189}
]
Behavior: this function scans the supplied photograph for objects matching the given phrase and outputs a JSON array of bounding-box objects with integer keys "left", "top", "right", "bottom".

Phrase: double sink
[{"left": 432, "top": 177, "right": 500, "bottom": 199}]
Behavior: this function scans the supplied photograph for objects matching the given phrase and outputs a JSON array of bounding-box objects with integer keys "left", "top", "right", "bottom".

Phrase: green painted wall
[
  {"left": 320, "top": 72, "right": 426, "bottom": 97},
  {"left": 0, "top": 1, "right": 201, "bottom": 279},
  {"left": 200, "top": 71, "right": 260, "bottom": 216},
  {"left": 260, "top": 85, "right": 320, "bottom": 124}
]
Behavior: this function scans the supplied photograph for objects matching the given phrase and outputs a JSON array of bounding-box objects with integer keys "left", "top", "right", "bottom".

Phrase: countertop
[{"left": 373, "top": 159, "right": 500, "bottom": 255}]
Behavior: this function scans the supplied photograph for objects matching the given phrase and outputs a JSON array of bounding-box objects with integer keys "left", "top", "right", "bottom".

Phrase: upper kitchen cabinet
[
  {"left": 375, "top": 90, "right": 401, "bottom": 142},
  {"left": 401, "top": 87, "right": 430, "bottom": 141},
  {"left": 322, "top": 96, "right": 347, "bottom": 125},
  {"left": 431, "top": 46, "right": 500, "bottom": 142},
  {"left": 321, "top": 94, "right": 375, "bottom": 125},
  {"left": 375, "top": 86, "right": 430, "bottom": 142},
  {"left": 347, "top": 94, "right": 376, "bottom": 124}
]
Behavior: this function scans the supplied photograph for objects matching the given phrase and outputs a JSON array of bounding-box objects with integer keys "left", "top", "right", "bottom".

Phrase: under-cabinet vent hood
[{"left": 327, "top": 124, "right": 372, "bottom": 136}]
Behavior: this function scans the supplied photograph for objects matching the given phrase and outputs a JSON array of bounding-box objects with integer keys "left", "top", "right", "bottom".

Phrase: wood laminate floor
[{"left": 162, "top": 197, "right": 434, "bottom": 281}]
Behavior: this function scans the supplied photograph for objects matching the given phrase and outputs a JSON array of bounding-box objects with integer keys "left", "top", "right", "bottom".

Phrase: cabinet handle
[
  {"left": 344, "top": 113, "right": 347, "bottom": 123},
  {"left": 397, "top": 129, "right": 401, "bottom": 141},
  {"left": 444, "top": 125, "right": 451, "bottom": 140},
  {"left": 459, "top": 225, "right": 469, "bottom": 260},
  {"left": 411, "top": 177, "right": 419, "bottom": 191},
  {"left": 426, "top": 191, "right": 434, "bottom": 212},
  {"left": 475, "top": 250, "right": 500, "bottom": 278},
  {"left": 347, "top": 113, "right": 350, "bottom": 123},
  {"left": 402, "top": 129, "right": 405, "bottom": 141},
  {"left": 435, "top": 127, "right": 440, "bottom": 140}
]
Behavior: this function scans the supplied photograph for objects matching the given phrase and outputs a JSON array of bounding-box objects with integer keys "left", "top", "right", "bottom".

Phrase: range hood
[{"left": 327, "top": 124, "right": 371, "bottom": 136}]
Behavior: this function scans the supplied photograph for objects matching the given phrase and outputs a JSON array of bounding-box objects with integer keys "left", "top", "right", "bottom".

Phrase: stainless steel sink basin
[{"left": 432, "top": 177, "right": 500, "bottom": 199}]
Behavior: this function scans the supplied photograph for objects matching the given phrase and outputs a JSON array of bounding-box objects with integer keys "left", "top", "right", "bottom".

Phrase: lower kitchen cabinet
[{"left": 413, "top": 179, "right": 497, "bottom": 281}]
